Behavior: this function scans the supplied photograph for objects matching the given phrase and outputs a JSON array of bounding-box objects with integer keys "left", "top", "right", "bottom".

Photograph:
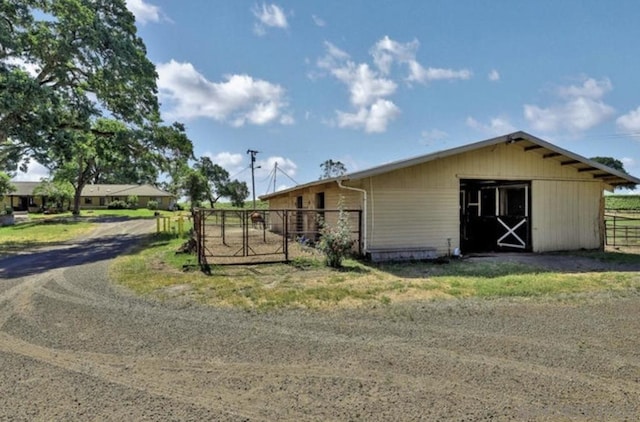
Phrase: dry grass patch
[{"left": 111, "top": 236, "right": 640, "bottom": 310}]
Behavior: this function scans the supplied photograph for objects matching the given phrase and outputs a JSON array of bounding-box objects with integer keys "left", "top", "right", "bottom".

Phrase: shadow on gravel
[{"left": 0, "top": 233, "right": 155, "bottom": 279}]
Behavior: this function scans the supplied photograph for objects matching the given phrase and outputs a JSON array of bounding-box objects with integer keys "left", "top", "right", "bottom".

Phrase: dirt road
[{"left": 1, "top": 219, "right": 640, "bottom": 420}]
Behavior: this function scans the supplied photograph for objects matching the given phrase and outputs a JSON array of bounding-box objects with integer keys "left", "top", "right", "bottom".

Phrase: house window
[
  {"left": 99, "top": 197, "right": 106, "bottom": 206},
  {"left": 84, "top": 197, "right": 93, "bottom": 205}
]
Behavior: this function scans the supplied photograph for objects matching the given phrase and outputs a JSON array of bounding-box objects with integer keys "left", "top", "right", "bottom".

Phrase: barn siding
[
  {"left": 265, "top": 142, "right": 610, "bottom": 256},
  {"left": 263, "top": 182, "right": 362, "bottom": 238},
  {"left": 531, "top": 180, "right": 602, "bottom": 251},
  {"left": 366, "top": 188, "right": 458, "bottom": 253},
  {"left": 350, "top": 142, "right": 605, "bottom": 255}
]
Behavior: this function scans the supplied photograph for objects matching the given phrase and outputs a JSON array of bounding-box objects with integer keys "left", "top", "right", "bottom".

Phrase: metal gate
[
  {"left": 194, "top": 208, "right": 362, "bottom": 265},
  {"left": 605, "top": 214, "right": 640, "bottom": 247}
]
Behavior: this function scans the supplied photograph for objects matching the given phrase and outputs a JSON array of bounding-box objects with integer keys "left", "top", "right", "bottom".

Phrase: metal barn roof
[{"left": 261, "top": 131, "right": 640, "bottom": 199}]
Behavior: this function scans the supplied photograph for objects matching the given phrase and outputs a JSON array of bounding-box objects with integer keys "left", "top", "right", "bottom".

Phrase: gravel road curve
[{"left": 1, "top": 218, "right": 640, "bottom": 420}]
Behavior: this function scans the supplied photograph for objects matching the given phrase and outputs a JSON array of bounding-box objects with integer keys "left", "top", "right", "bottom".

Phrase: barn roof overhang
[{"left": 260, "top": 131, "right": 640, "bottom": 200}]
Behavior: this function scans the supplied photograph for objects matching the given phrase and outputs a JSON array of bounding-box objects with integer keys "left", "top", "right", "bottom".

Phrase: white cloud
[
  {"left": 621, "top": 157, "right": 636, "bottom": 170},
  {"left": 370, "top": 36, "right": 471, "bottom": 84},
  {"left": 260, "top": 156, "right": 298, "bottom": 177},
  {"left": 337, "top": 99, "right": 400, "bottom": 133},
  {"left": 252, "top": 3, "right": 288, "bottom": 35},
  {"left": 557, "top": 77, "right": 612, "bottom": 100},
  {"left": 316, "top": 41, "right": 350, "bottom": 70},
  {"left": 616, "top": 106, "right": 640, "bottom": 135},
  {"left": 488, "top": 69, "right": 500, "bottom": 81},
  {"left": 206, "top": 152, "right": 244, "bottom": 168},
  {"left": 415, "top": 64, "right": 474, "bottom": 84},
  {"left": 524, "top": 98, "right": 614, "bottom": 133},
  {"left": 524, "top": 77, "right": 615, "bottom": 134},
  {"left": 318, "top": 42, "right": 399, "bottom": 133},
  {"left": 312, "top": 15, "right": 326, "bottom": 27},
  {"left": 370, "top": 36, "right": 420, "bottom": 75},
  {"left": 12, "top": 160, "right": 49, "bottom": 182},
  {"left": 419, "top": 129, "right": 449, "bottom": 145},
  {"left": 466, "top": 116, "right": 516, "bottom": 135},
  {"left": 279, "top": 114, "right": 295, "bottom": 125},
  {"left": 125, "top": 0, "right": 166, "bottom": 24},
  {"left": 157, "top": 60, "right": 291, "bottom": 126},
  {"left": 331, "top": 62, "right": 397, "bottom": 108},
  {"left": 316, "top": 37, "right": 470, "bottom": 133}
]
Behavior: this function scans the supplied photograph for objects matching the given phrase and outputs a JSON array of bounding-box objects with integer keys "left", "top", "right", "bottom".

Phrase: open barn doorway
[{"left": 460, "top": 179, "right": 531, "bottom": 253}]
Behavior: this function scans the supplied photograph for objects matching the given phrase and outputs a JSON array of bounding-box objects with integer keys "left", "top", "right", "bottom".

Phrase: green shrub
[
  {"left": 107, "top": 200, "right": 128, "bottom": 209},
  {"left": 126, "top": 195, "right": 139, "bottom": 209},
  {"left": 316, "top": 198, "right": 354, "bottom": 268},
  {"left": 2, "top": 206, "right": 12, "bottom": 216},
  {"left": 147, "top": 200, "right": 159, "bottom": 210}
]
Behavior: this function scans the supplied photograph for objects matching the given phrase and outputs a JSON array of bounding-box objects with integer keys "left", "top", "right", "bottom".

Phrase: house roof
[
  {"left": 9, "top": 181, "right": 41, "bottom": 196},
  {"left": 8, "top": 182, "right": 174, "bottom": 198},
  {"left": 260, "top": 131, "right": 640, "bottom": 199},
  {"left": 80, "top": 184, "right": 174, "bottom": 197}
]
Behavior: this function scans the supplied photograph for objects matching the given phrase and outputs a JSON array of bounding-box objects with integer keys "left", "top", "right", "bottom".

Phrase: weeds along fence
[
  {"left": 194, "top": 208, "right": 362, "bottom": 265},
  {"left": 605, "top": 213, "right": 640, "bottom": 247},
  {"left": 155, "top": 215, "right": 189, "bottom": 236}
]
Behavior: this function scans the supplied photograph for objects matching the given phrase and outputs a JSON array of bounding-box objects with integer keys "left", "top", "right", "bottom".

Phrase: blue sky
[{"left": 17, "top": 1, "right": 640, "bottom": 195}]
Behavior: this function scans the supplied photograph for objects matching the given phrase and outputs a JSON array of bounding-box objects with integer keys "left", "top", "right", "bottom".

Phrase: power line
[
  {"left": 229, "top": 165, "right": 250, "bottom": 180},
  {"left": 246, "top": 149, "right": 259, "bottom": 209},
  {"left": 276, "top": 165, "right": 298, "bottom": 185}
]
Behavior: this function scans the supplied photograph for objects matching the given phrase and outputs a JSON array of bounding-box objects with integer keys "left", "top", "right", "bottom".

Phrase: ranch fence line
[
  {"left": 605, "top": 213, "right": 640, "bottom": 247},
  {"left": 605, "top": 209, "right": 640, "bottom": 215},
  {"left": 194, "top": 208, "right": 362, "bottom": 266}
]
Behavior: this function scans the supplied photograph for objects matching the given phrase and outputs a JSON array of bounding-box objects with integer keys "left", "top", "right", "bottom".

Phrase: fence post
[
  {"left": 177, "top": 216, "right": 184, "bottom": 236},
  {"left": 195, "top": 210, "right": 202, "bottom": 265},
  {"left": 358, "top": 210, "right": 363, "bottom": 255},
  {"left": 222, "top": 211, "right": 226, "bottom": 246},
  {"left": 284, "top": 210, "right": 289, "bottom": 261}
]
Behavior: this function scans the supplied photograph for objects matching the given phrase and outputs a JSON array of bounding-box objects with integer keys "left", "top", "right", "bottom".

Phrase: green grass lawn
[
  {"left": 111, "top": 234, "right": 640, "bottom": 310},
  {"left": 0, "top": 219, "right": 95, "bottom": 251},
  {"left": 0, "top": 208, "right": 190, "bottom": 252}
]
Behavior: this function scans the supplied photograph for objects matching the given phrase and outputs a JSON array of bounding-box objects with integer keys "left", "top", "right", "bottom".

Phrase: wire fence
[{"left": 194, "top": 208, "right": 362, "bottom": 265}]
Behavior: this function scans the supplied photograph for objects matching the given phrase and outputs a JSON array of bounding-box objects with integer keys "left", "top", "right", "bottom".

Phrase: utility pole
[
  {"left": 273, "top": 161, "right": 278, "bottom": 193},
  {"left": 247, "top": 149, "right": 259, "bottom": 209}
]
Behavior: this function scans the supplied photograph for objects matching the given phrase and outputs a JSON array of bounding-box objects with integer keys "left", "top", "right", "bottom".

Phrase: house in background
[
  {"left": 261, "top": 131, "right": 640, "bottom": 261},
  {"left": 3, "top": 182, "right": 176, "bottom": 212}
]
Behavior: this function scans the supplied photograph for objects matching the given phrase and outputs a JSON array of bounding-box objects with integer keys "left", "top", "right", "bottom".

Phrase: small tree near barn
[
  {"left": 316, "top": 197, "right": 354, "bottom": 268},
  {"left": 319, "top": 159, "right": 347, "bottom": 179}
]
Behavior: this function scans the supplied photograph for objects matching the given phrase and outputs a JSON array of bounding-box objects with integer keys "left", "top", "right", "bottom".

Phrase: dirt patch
[
  {"left": 2, "top": 221, "right": 640, "bottom": 420},
  {"left": 465, "top": 249, "right": 640, "bottom": 272}
]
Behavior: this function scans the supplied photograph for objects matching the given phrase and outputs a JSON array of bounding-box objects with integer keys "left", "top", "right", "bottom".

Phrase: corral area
[{"left": 193, "top": 208, "right": 362, "bottom": 265}]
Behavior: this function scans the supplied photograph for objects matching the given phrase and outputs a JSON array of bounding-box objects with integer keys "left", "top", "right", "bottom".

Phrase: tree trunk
[{"left": 72, "top": 186, "right": 83, "bottom": 215}]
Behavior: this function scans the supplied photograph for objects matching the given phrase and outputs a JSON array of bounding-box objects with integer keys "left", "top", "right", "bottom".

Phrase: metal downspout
[{"left": 337, "top": 179, "right": 368, "bottom": 253}]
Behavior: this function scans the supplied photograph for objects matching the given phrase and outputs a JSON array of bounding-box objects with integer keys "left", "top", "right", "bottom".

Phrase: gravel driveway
[{"left": 1, "top": 219, "right": 640, "bottom": 420}]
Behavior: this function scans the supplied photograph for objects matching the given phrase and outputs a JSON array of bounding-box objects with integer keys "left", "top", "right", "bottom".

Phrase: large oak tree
[{"left": 0, "top": 0, "right": 193, "bottom": 213}]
